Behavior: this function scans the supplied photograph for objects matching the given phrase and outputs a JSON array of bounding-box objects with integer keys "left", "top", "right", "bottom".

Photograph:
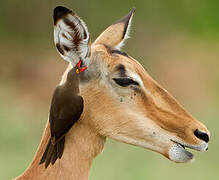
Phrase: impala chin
[{"left": 168, "top": 140, "right": 208, "bottom": 163}]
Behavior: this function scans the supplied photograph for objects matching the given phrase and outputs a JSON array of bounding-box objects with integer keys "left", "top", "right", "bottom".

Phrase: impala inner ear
[
  {"left": 53, "top": 6, "right": 91, "bottom": 67},
  {"left": 93, "top": 8, "right": 135, "bottom": 50}
]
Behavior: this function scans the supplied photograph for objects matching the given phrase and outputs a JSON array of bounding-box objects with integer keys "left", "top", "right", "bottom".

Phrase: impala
[{"left": 15, "top": 6, "right": 210, "bottom": 180}]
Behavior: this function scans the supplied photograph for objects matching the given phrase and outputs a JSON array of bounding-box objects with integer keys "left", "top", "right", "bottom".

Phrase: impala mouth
[{"left": 168, "top": 140, "right": 208, "bottom": 163}]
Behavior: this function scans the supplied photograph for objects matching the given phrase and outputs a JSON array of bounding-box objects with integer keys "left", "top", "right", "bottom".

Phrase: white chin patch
[{"left": 168, "top": 143, "right": 194, "bottom": 163}]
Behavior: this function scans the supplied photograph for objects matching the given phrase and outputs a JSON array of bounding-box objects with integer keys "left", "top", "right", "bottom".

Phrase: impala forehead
[{"left": 92, "top": 44, "right": 153, "bottom": 91}]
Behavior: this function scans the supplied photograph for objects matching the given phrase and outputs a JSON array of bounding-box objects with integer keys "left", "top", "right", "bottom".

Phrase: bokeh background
[{"left": 0, "top": 0, "right": 218, "bottom": 179}]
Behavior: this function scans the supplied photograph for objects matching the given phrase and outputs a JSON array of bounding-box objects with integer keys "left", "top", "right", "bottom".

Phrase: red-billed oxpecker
[{"left": 39, "top": 6, "right": 90, "bottom": 168}]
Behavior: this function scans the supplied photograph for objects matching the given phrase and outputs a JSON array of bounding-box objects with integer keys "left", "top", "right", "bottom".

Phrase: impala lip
[
  {"left": 168, "top": 139, "right": 208, "bottom": 163},
  {"left": 171, "top": 139, "right": 208, "bottom": 151}
]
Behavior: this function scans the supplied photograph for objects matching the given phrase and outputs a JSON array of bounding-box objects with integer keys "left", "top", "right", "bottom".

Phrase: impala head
[{"left": 55, "top": 6, "right": 210, "bottom": 163}]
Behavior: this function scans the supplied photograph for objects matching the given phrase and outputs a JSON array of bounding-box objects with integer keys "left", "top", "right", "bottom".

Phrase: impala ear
[
  {"left": 53, "top": 6, "right": 90, "bottom": 66},
  {"left": 93, "top": 8, "right": 135, "bottom": 50}
]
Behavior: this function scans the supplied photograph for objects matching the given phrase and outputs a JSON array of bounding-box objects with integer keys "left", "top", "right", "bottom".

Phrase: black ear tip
[
  {"left": 130, "top": 7, "right": 136, "bottom": 14},
  {"left": 115, "top": 7, "right": 136, "bottom": 25},
  {"left": 53, "top": 6, "right": 72, "bottom": 24},
  {"left": 53, "top": 6, "right": 71, "bottom": 15}
]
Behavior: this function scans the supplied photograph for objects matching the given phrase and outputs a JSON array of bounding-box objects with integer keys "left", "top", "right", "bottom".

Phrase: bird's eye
[{"left": 113, "top": 77, "right": 139, "bottom": 87}]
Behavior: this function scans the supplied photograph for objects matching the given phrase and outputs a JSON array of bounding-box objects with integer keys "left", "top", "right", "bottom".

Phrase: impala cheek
[{"left": 149, "top": 131, "right": 156, "bottom": 138}]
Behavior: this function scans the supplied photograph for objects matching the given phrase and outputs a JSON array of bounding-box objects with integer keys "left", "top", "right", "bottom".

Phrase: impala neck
[{"left": 15, "top": 112, "right": 106, "bottom": 180}]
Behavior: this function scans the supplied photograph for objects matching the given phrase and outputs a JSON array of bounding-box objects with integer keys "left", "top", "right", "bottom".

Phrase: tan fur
[
  {"left": 15, "top": 10, "right": 210, "bottom": 180},
  {"left": 93, "top": 8, "right": 135, "bottom": 48},
  {"left": 94, "top": 23, "right": 125, "bottom": 47}
]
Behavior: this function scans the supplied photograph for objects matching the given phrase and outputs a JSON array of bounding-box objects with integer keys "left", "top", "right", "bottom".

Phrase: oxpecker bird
[
  {"left": 39, "top": 63, "right": 85, "bottom": 168},
  {"left": 40, "top": 6, "right": 91, "bottom": 168}
]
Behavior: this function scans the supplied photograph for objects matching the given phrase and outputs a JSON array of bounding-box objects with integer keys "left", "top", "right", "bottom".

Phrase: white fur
[
  {"left": 129, "top": 73, "right": 153, "bottom": 96},
  {"left": 115, "top": 13, "right": 133, "bottom": 50},
  {"left": 54, "top": 13, "right": 90, "bottom": 67},
  {"left": 169, "top": 143, "right": 194, "bottom": 163}
]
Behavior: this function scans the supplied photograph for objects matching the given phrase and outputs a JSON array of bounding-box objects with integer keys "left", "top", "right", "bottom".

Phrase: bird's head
[{"left": 75, "top": 60, "right": 87, "bottom": 74}]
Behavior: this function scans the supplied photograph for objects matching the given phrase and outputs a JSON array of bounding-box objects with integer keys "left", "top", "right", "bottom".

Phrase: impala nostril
[{"left": 194, "top": 129, "right": 209, "bottom": 143}]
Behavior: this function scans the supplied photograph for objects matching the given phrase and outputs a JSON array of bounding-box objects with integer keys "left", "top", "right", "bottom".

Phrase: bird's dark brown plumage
[{"left": 40, "top": 67, "right": 84, "bottom": 168}]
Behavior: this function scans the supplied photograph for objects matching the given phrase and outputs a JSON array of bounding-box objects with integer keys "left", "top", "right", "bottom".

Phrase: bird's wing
[
  {"left": 49, "top": 86, "right": 62, "bottom": 126},
  {"left": 49, "top": 93, "right": 84, "bottom": 141},
  {"left": 69, "top": 95, "right": 84, "bottom": 121}
]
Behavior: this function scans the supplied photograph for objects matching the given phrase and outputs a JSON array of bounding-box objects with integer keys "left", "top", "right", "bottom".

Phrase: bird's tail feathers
[
  {"left": 39, "top": 138, "right": 51, "bottom": 165},
  {"left": 57, "top": 137, "right": 65, "bottom": 159},
  {"left": 39, "top": 137, "right": 65, "bottom": 168}
]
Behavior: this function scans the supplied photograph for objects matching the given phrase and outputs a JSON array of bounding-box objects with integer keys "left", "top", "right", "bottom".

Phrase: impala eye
[{"left": 113, "top": 77, "right": 139, "bottom": 87}]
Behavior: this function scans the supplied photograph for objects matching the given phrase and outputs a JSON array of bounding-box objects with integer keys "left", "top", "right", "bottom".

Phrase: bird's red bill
[{"left": 76, "top": 60, "right": 87, "bottom": 73}]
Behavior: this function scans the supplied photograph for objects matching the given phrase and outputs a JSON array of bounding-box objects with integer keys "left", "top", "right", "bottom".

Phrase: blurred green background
[{"left": 0, "top": 0, "right": 218, "bottom": 179}]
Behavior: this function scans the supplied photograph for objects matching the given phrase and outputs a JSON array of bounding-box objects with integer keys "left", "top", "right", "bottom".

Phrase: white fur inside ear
[
  {"left": 115, "top": 14, "right": 133, "bottom": 50},
  {"left": 54, "top": 13, "right": 90, "bottom": 67}
]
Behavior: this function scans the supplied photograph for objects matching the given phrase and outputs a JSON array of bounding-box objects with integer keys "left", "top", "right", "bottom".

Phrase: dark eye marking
[
  {"left": 111, "top": 49, "right": 128, "bottom": 57},
  {"left": 116, "top": 64, "right": 126, "bottom": 77},
  {"left": 113, "top": 77, "right": 139, "bottom": 87}
]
